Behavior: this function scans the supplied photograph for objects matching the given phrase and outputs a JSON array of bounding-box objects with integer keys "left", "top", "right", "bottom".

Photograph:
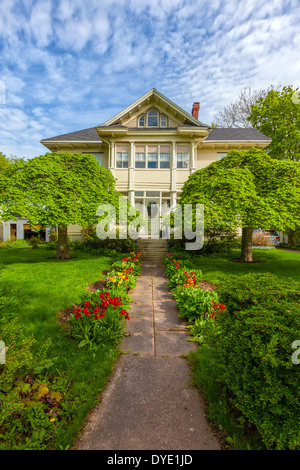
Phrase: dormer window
[
  {"left": 147, "top": 109, "right": 158, "bottom": 127},
  {"left": 138, "top": 115, "right": 145, "bottom": 127}
]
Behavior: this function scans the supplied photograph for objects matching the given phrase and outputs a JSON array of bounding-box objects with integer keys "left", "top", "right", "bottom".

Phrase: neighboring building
[
  {"left": 40, "top": 88, "right": 271, "bottom": 240},
  {"left": 0, "top": 218, "right": 50, "bottom": 242}
]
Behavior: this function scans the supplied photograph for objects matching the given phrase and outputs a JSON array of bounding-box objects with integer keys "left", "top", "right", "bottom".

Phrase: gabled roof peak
[{"left": 101, "top": 88, "right": 209, "bottom": 128}]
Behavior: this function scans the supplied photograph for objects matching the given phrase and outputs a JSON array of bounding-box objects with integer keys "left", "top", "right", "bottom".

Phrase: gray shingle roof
[
  {"left": 41, "top": 125, "right": 271, "bottom": 144},
  {"left": 204, "top": 128, "right": 270, "bottom": 141},
  {"left": 41, "top": 127, "right": 101, "bottom": 142}
]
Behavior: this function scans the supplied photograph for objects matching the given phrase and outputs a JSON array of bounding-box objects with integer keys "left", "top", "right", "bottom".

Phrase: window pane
[
  {"left": 135, "top": 191, "right": 144, "bottom": 196},
  {"left": 116, "top": 153, "right": 123, "bottom": 168},
  {"left": 160, "top": 146, "right": 170, "bottom": 168},
  {"left": 117, "top": 145, "right": 129, "bottom": 153},
  {"left": 177, "top": 145, "right": 189, "bottom": 169},
  {"left": 122, "top": 156, "right": 128, "bottom": 168},
  {"left": 135, "top": 155, "right": 146, "bottom": 168},
  {"left": 148, "top": 110, "right": 158, "bottom": 126},
  {"left": 135, "top": 145, "right": 146, "bottom": 153},
  {"left": 177, "top": 154, "right": 189, "bottom": 169},
  {"left": 139, "top": 115, "right": 145, "bottom": 126},
  {"left": 148, "top": 151, "right": 158, "bottom": 168},
  {"left": 177, "top": 145, "right": 189, "bottom": 153},
  {"left": 160, "top": 115, "right": 167, "bottom": 127},
  {"left": 116, "top": 146, "right": 128, "bottom": 168},
  {"left": 135, "top": 147, "right": 146, "bottom": 168},
  {"left": 146, "top": 191, "right": 160, "bottom": 197}
]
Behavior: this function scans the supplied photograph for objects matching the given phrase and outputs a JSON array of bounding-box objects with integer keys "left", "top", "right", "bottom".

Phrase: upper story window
[
  {"left": 148, "top": 145, "right": 158, "bottom": 168},
  {"left": 134, "top": 144, "right": 170, "bottom": 169},
  {"left": 135, "top": 145, "right": 146, "bottom": 168},
  {"left": 116, "top": 145, "right": 129, "bottom": 168},
  {"left": 160, "top": 115, "right": 167, "bottom": 127},
  {"left": 147, "top": 110, "right": 158, "bottom": 127},
  {"left": 177, "top": 144, "right": 189, "bottom": 169},
  {"left": 138, "top": 115, "right": 145, "bottom": 127},
  {"left": 160, "top": 145, "right": 170, "bottom": 168},
  {"left": 137, "top": 109, "right": 168, "bottom": 128}
]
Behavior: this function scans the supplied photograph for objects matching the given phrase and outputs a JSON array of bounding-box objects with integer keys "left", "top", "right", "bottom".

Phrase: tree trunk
[
  {"left": 241, "top": 226, "right": 253, "bottom": 262},
  {"left": 57, "top": 226, "right": 70, "bottom": 259}
]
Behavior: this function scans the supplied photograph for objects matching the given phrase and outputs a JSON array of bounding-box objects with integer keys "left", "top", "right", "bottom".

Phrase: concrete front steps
[{"left": 137, "top": 238, "right": 168, "bottom": 261}]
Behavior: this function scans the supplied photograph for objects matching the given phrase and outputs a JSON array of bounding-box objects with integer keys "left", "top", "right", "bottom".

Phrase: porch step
[{"left": 137, "top": 238, "right": 168, "bottom": 261}]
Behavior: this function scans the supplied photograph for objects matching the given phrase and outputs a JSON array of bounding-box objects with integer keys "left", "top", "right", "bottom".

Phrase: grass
[
  {"left": 187, "top": 247, "right": 300, "bottom": 450},
  {"left": 0, "top": 246, "right": 118, "bottom": 449},
  {"left": 192, "top": 248, "right": 300, "bottom": 284}
]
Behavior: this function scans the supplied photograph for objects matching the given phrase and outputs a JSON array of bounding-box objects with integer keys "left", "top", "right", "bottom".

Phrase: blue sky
[{"left": 0, "top": 0, "right": 300, "bottom": 158}]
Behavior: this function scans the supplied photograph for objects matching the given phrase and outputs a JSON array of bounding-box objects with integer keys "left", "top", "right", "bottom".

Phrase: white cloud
[
  {"left": 0, "top": 0, "right": 300, "bottom": 156},
  {"left": 29, "top": 0, "right": 53, "bottom": 47}
]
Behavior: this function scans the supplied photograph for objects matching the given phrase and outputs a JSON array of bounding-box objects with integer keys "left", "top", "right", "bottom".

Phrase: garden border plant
[
  {"left": 164, "top": 251, "right": 300, "bottom": 450},
  {"left": 68, "top": 251, "right": 141, "bottom": 351},
  {"left": 0, "top": 248, "right": 141, "bottom": 450}
]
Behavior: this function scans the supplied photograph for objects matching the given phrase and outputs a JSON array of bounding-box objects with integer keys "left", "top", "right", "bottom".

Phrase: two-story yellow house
[{"left": 41, "top": 88, "right": 271, "bottom": 240}]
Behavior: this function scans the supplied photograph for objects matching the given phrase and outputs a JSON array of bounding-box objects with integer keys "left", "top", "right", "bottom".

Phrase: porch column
[
  {"left": 129, "top": 142, "right": 134, "bottom": 190},
  {"left": 110, "top": 141, "right": 115, "bottom": 175},
  {"left": 190, "top": 140, "right": 196, "bottom": 174},
  {"left": 171, "top": 141, "right": 177, "bottom": 207}
]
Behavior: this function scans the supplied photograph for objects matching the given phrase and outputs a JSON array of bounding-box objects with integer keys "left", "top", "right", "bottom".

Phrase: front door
[{"left": 147, "top": 200, "right": 160, "bottom": 237}]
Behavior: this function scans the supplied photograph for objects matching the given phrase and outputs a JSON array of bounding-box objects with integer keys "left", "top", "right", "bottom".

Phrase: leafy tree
[
  {"left": 213, "top": 86, "right": 276, "bottom": 128},
  {"left": 0, "top": 152, "right": 121, "bottom": 259},
  {"left": 0, "top": 152, "right": 22, "bottom": 173},
  {"left": 179, "top": 148, "right": 300, "bottom": 262},
  {"left": 248, "top": 85, "right": 300, "bottom": 161}
]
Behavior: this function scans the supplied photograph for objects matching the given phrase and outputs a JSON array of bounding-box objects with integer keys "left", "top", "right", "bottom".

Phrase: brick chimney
[{"left": 191, "top": 102, "right": 200, "bottom": 120}]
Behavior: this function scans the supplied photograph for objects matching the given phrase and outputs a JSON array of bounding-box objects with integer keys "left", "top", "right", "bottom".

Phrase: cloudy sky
[{"left": 0, "top": 0, "right": 300, "bottom": 158}]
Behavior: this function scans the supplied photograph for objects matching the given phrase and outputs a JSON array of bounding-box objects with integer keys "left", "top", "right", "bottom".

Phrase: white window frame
[
  {"left": 177, "top": 145, "right": 189, "bottom": 169},
  {"left": 160, "top": 114, "right": 168, "bottom": 127},
  {"left": 134, "top": 144, "right": 170, "bottom": 169},
  {"left": 116, "top": 145, "right": 129, "bottom": 168},
  {"left": 138, "top": 114, "right": 145, "bottom": 127},
  {"left": 147, "top": 109, "right": 159, "bottom": 127}
]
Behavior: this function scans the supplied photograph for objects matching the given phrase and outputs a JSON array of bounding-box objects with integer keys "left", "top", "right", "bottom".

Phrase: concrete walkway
[{"left": 75, "top": 261, "right": 221, "bottom": 450}]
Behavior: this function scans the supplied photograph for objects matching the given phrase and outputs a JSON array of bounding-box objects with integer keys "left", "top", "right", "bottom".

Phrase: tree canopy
[
  {"left": 0, "top": 152, "right": 121, "bottom": 258},
  {"left": 179, "top": 148, "right": 300, "bottom": 261},
  {"left": 0, "top": 152, "right": 22, "bottom": 173},
  {"left": 248, "top": 85, "right": 300, "bottom": 161}
]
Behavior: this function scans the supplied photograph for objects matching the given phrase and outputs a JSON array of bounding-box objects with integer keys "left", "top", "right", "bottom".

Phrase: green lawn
[
  {"left": 192, "top": 248, "right": 300, "bottom": 284},
  {"left": 0, "top": 246, "right": 117, "bottom": 449}
]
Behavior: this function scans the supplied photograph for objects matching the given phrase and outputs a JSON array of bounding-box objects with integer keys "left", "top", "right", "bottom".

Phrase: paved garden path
[{"left": 75, "top": 261, "right": 221, "bottom": 450}]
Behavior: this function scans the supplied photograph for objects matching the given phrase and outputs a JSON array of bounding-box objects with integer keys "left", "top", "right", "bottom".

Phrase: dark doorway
[{"left": 10, "top": 224, "right": 17, "bottom": 239}]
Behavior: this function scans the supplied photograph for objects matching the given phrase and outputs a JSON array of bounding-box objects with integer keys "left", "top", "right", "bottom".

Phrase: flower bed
[
  {"left": 68, "top": 252, "right": 141, "bottom": 350},
  {"left": 163, "top": 252, "right": 224, "bottom": 336}
]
